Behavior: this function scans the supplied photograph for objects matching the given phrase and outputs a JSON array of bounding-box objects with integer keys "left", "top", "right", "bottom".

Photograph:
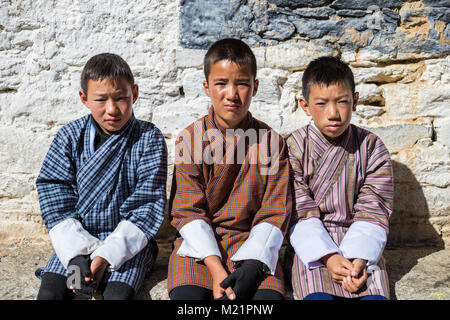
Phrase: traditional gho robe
[
  {"left": 287, "top": 121, "right": 393, "bottom": 299},
  {"left": 167, "top": 107, "right": 292, "bottom": 296},
  {"left": 36, "top": 114, "right": 167, "bottom": 291}
]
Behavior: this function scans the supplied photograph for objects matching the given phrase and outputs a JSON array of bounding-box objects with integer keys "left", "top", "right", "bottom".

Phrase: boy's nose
[
  {"left": 327, "top": 103, "right": 340, "bottom": 120},
  {"left": 225, "top": 84, "right": 238, "bottom": 100},
  {"left": 105, "top": 99, "right": 119, "bottom": 114}
]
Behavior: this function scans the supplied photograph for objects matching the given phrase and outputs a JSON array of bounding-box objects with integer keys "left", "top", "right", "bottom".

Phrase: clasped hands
[{"left": 321, "top": 253, "right": 368, "bottom": 293}]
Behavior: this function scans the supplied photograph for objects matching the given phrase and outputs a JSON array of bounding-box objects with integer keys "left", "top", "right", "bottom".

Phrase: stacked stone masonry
[{"left": 0, "top": 0, "right": 449, "bottom": 251}]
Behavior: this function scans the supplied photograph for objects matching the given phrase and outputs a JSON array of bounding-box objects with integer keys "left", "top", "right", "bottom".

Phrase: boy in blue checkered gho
[{"left": 35, "top": 53, "right": 167, "bottom": 300}]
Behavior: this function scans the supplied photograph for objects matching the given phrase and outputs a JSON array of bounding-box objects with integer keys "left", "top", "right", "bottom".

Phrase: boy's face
[
  {"left": 79, "top": 77, "right": 138, "bottom": 134},
  {"left": 203, "top": 60, "right": 258, "bottom": 129},
  {"left": 299, "top": 82, "right": 358, "bottom": 142}
]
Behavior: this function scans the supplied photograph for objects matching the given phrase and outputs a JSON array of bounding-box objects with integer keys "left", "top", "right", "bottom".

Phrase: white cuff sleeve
[
  {"left": 230, "top": 222, "right": 283, "bottom": 275},
  {"left": 177, "top": 219, "right": 222, "bottom": 260},
  {"left": 49, "top": 218, "right": 103, "bottom": 269},
  {"left": 289, "top": 217, "right": 339, "bottom": 270},
  {"left": 90, "top": 220, "right": 148, "bottom": 271},
  {"left": 339, "top": 221, "right": 387, "bottom": 268}
]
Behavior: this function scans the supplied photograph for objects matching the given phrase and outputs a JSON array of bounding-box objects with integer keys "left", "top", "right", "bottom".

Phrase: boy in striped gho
[
  {"left": 287, "top": 56, "right": 394, "bottom": 300},
  {"left": 35, "top": 53, "right": 167, "bottom": 300},
  {"left": 167, "top": 38, "right": 292, "bottom": 300}
]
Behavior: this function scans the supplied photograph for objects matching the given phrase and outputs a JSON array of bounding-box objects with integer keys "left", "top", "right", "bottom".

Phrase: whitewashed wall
[{"left": 0, "top": 0, "right": 449, "bottom": 247}]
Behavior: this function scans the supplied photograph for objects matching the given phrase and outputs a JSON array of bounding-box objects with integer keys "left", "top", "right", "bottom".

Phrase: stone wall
[{"left": 0, "top": 0, "right": 449, "bottom": 247}]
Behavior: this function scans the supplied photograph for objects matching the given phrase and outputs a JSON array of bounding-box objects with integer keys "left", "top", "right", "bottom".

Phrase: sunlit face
[
  {"left": 203, "top": 60, "right": 258, "bottom": 129},
  {"left": 79, "top": 77, "right": 138, "bottom": 134},
  {"left": 300, "top": 82, "right": 358, "bottom": 142}
]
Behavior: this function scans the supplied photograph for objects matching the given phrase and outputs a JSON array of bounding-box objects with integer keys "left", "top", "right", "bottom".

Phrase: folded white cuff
[
  {"left": 289, "top": 217, "right": 339, "bottom": 270},
  {"left": 90, "top": 220, "right": 148, "bottom": 271},
  {"left": 339, "top": 221, "right": 387, "bottom": 268},
  {"left": 177, "top": 219, "right": 222, "bottom": 260},
  {"left": 49, "top": 218, "right": 103, "bottom": 269},
  {"left": 230, "top": 222, "right": 283, "bottom": 275}
]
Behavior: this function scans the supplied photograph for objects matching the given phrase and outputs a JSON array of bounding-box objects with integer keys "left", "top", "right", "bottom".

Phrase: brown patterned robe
[{"left": 167, "top": 107, "right": 292, "bottom": 296}]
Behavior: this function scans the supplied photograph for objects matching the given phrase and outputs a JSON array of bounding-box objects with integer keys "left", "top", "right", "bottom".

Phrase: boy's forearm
[{"left": 204, "top": 255, "right": 227, "bottom": 279}]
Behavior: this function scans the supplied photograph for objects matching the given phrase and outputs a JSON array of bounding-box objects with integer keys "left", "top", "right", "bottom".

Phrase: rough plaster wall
[{"left": 0, "top": 0, "right": 449, "bottom": 247}]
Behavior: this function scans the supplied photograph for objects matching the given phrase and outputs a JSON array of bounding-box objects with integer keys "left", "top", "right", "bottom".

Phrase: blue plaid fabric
[{"left": 36, "top": 114, "right": 167, "bottom": 291}]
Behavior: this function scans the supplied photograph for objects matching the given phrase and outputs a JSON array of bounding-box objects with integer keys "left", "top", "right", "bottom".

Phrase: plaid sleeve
[
  {"left": 36, "top": 127, "right": 80, "bottom": 231},
  {"left": 119, "top": 125, "right": 168, "bottom": 239}
]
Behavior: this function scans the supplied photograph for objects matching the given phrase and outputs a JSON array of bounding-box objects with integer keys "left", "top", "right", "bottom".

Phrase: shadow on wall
[
  {"left": 388, "top": 160, "right": 444, "bottom": 248},
  {"left": 385, "top": 160, "right": 444, "bottom": 300}
]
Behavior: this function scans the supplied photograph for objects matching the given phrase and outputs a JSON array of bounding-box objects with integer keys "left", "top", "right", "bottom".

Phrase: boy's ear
[
  {"left": 352, "top": 92, "right": 359, "bottom": 111},
  {"left": 132, "top": 84, "right": 139, "bottom": 103},
  {"left": 79, "top": 90, "right": 89, "bottom": 109},
  {"left": 203, "top": 80, "right": 210, "bottom": 97},
  {"left": 298, "top": 97, "right": 311, "bottom": 116},
  {"left": 252, "top": 79, "right": 259, "bottom": 97}
]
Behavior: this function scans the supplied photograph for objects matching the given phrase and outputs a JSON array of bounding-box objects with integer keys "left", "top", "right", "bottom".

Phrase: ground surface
[{"left": 0, "top": 240, "right": 448, "bottom": 300}]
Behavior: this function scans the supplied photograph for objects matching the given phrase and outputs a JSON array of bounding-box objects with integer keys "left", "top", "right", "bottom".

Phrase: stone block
[
  {"left": 330, "top": 0, "right": 403, "bottom": 10},
  {"left": 151, "top": 98, "right": 209, "bottom": 138},
  {"left": 356, "top": 83, "right": 383, "bottom": 104},
  {"left": 253, "top": 68, "right": 289, "bottom": 103},
  {"left": 417, "top": 84, "right": 450, "bottom": 118},
  {"left": 365, "top": 123, "right": 432, "bottom": 151},
  {"left": 265, "top": 42, "right": 338, "bottom": 70},
  {"left": 181, "top": 68, "right": 205, "bottom": 99},
  {"left": 176, "top": 48, "right": 206, "bottom": 68}
]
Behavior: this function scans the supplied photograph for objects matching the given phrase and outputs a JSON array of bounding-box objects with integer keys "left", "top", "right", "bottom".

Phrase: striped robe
[
  {"left": 286, "top": 123, "right": 393, "bottom": 299},
  {"left": 36, "top": 114, "right": 167, "bottom": 291},
  {"left": 167, "top": 107, "right": 292, "bottom": 296}
]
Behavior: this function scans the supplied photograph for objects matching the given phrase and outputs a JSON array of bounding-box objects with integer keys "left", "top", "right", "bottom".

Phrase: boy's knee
[{"left": 37, "top": 272, "right": 71, "bottom": 300}]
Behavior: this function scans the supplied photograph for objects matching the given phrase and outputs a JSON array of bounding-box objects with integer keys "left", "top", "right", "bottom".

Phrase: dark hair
[
  {"left": 302, "top": 56, "right": 355, "bottom": 101},
  {"left": 203, "top": 38, "right": 257, "bottom": 82},
  {"left": 80, "top": 53, "right": 134, "bottom": 94}
]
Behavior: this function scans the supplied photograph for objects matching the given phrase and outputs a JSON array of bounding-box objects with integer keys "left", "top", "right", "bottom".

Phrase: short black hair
[
  {"left": 80, "top": 53, "right": 134, "bottom": 94},
  {"left": 203, "top": 38, "right": 257, "bottom": 82},
  {"left": 302, "top": 56, "right": 355, "bottom": 101}
]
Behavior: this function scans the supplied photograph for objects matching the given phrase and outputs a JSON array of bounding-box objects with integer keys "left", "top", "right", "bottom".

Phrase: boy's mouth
[
  {"left": 224, "top": 104, "right": 240, "bottom": 111},
  {"left": 326, "top": 124, "right": 342, "bottom": 132},
  {"left": 105, "top": 118, "right": 121, "bottom": 124}
]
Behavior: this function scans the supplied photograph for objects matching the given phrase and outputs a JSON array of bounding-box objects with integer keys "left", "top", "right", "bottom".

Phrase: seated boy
[
  {"left": 287, "top": 56, "right": 393, "bottom": 300},
  {"left": 167, "top": 38, "right": 292, "bottom": 300},
  {"left": 35, "top": 53, "right": 167, "bottom": 300}
]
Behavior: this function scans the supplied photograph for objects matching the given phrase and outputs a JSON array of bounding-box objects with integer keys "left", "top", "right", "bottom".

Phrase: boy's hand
[
  {"left": 67, "top": 255, "right": 96, "bottom": 299},
  {"left": 322, "top": 253, "right": 353, "bottom": 284},
  {"left": 90, "top": 256, "right": 109, "bottom": 291},
  {"left": 342, "top": 258, "right": 367, "bottom": 293},
  {"left": 219, "top": 259, "right": 266, "bottom": 300}
]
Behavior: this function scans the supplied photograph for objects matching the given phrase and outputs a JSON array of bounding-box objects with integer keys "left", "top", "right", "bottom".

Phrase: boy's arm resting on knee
[
  {"left": 340, "top": 136, "right": 393, "bottom": 270},
  {"left": 286, "top": 133, "right": 339, "bottom": 269},
  {"left": 37, "top": 128, "right": 102, "bottom": 268},
  {"left": 91, "top": 128, "right": 168, "bottom": 270},
  {"left": 230, "top": 135, "right": 291, "bottom": 275}
]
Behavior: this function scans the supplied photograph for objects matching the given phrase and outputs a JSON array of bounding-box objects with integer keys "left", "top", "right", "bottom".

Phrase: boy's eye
[
  {"left": 94, "top": 99, "right": 106, "bottom": 102},
  {"left": 339, "top": 100, "right": 349, "bottom": 104}
]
